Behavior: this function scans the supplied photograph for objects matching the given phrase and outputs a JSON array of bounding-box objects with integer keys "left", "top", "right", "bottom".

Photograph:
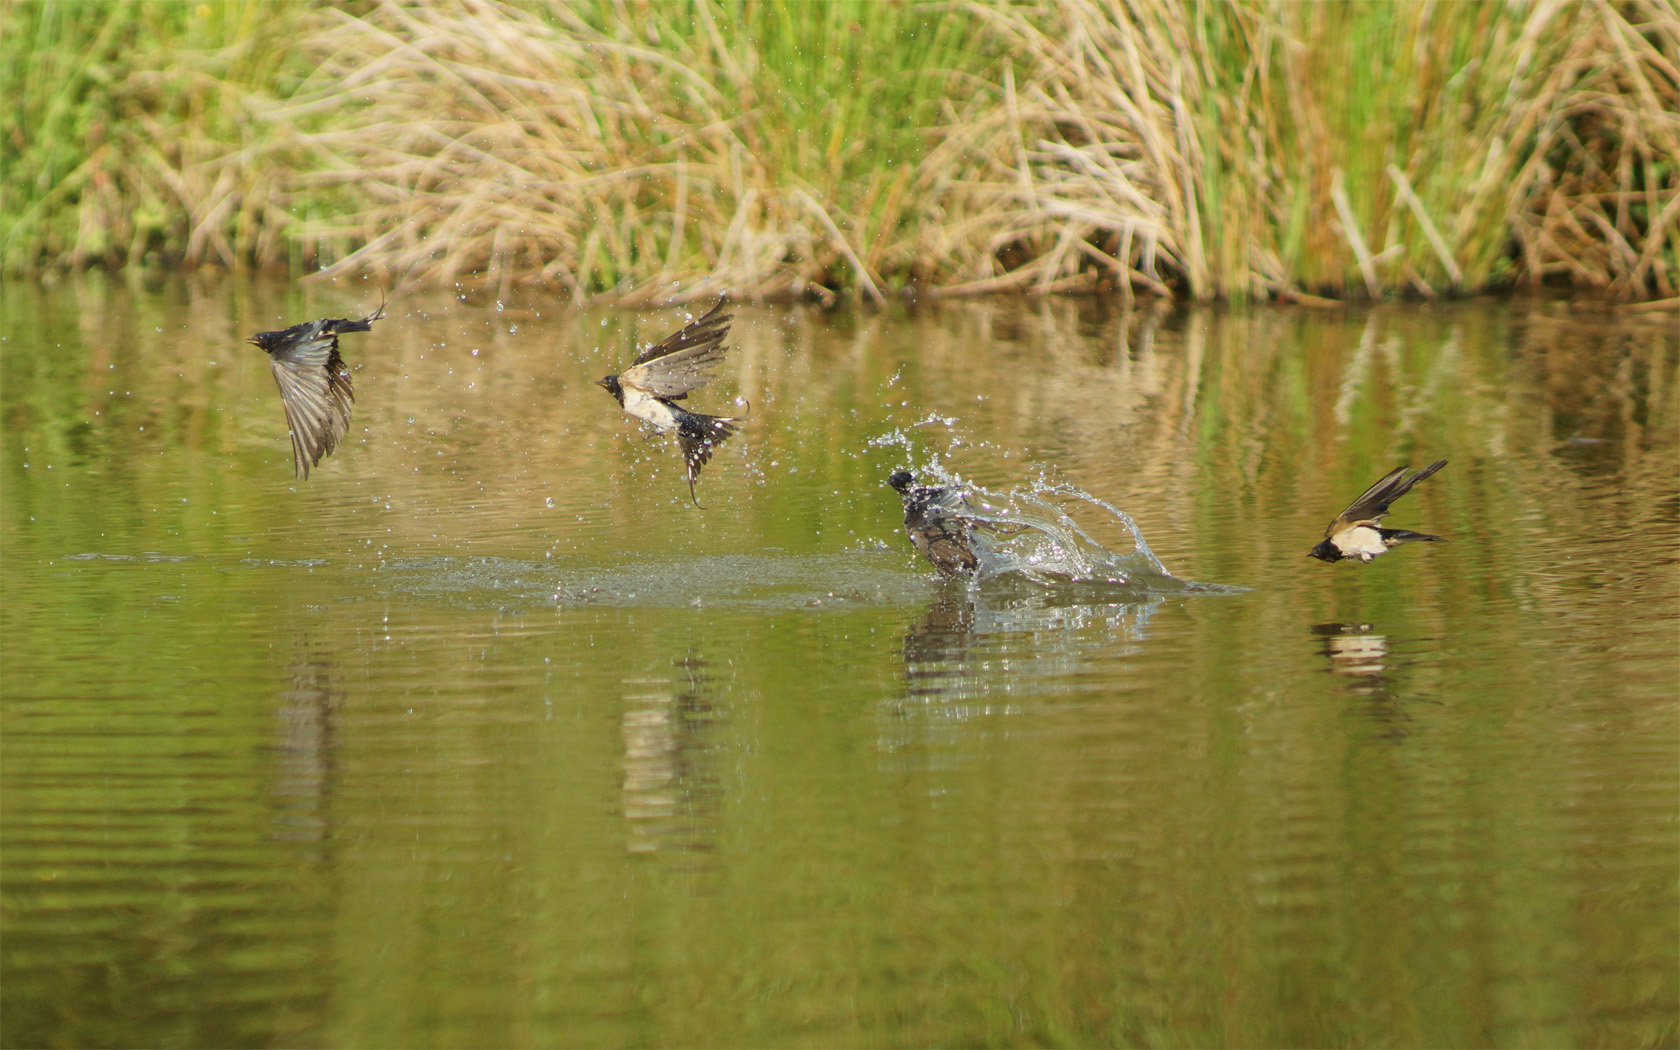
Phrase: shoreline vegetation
[{"left": 3, "top": 0, "right": 1677, "bottom": 305}]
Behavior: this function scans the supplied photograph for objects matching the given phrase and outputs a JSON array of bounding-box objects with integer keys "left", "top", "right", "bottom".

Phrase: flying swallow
[
  {"left": 596, "top": 300, "right": 743, "bottom": 506},
  {"left": 246, "top": 300, "right": 385, "bottom": 480},
  {"left": 1309, "top": 460, "right": 1447, "bottom": 562},
  {"left": 888, "top": 471, "right": 981, "bottom": 579}
]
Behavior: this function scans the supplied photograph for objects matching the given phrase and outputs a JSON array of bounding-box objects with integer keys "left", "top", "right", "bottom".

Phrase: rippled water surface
[{"left": 3, "top": 276, "right": 1675, "bottom": 1047}]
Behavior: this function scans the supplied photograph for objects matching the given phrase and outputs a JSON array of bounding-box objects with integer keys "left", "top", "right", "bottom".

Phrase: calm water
[{"left": 2, "top": 274, "right": 1675, "bottom": 1048}]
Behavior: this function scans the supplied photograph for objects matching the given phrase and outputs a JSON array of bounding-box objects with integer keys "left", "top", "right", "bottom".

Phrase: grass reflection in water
[{"left": 1, "top": 277, "right": 1675, "bottom": 1048}]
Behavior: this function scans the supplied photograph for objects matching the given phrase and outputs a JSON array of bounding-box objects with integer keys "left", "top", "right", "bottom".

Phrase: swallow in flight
[
  {"left": 246, "top": 300, "right": 386, "bottom": 480},
  {"left": 596, "top": 300, "right": 743, "bottom": 506},
  {"left": 1309, "top": 460, "right": 1447, "bottom": 563},
  {"left": 889, "top": 471, "right": 981, "bottom": 579}
]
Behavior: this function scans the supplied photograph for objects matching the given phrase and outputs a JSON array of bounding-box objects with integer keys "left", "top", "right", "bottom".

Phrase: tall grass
[
  {"left": 270, "top": 0, "right": 1000, "bottom": 303},
  {"left": 917, "top": 0, "right": 1680, "bottom": 301},
  {"left": 0, "top": 0, "right": 311, "bottom": 272},
  {"left": 3, "top": 0, "right": 1676, "bottom": 302}
]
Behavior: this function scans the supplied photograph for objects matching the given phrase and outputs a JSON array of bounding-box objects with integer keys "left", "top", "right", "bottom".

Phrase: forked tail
[
  {"left": 678, "top": 410, "right": 743, "bottom": 507},
  {"left": 1378, "top": 528, "right": 1443, "bottom": 544}
]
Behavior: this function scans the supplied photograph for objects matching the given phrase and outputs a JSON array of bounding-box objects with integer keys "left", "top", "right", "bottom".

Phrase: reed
[
  {"left": 271, "top": 0, "right": 998, "bottom": 304},
  {"left": 917, "top": 0, "right": 1680, "bottom": 301},
  {"left": 0, "top": 0, "right": 311, "bottom": 273},
  {"left": 3, "top": 0, "right": 1675, "bottom": 302}
]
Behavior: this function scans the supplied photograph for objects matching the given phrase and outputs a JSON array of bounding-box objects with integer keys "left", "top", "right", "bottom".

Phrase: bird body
[
  {"left": 596, "top": 300, "right": 742, "bottom": 506},
  {"left": 246, "top": 303, "right": 385, "bottom": 480},
  {"left": 889, "top": 471, "right": 980, "bottom": 579},
  {"left": 605, "top": 378, "right": 692, "bottom": 434},
  {"left": 1309, "top": 460, "right": 1447, "bottom": 563}
]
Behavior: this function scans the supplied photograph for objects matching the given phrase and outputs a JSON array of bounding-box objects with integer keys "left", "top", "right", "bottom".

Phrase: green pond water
[{"left": 2, "top": 275, "right": 1676, "bottom": 1048}]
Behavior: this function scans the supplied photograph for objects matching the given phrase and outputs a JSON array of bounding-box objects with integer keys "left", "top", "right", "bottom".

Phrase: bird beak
[
  {"left": 594, "top": 377, "right": 610, "bottom": 388},
  {"left": 245, "top": 337, "right": 260, "bottom": 346}
]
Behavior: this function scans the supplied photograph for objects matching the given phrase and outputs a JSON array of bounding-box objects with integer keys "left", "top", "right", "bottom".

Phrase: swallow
[
  {"left": 246, "top": 300, "right": 385, "bottom": 480},
  {"left": 1309, "top": 460, "right": 1447, "bottom": 562},
  {"left": 596, "top": 300, "right": 743, "bottom": 506},
  {"left": 889, "top": 471, "right": 980, "bottom": 579}
]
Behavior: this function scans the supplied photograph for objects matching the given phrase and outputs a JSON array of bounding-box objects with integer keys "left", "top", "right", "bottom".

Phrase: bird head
[
  {"left": 1306, "top": 538, "right": 1342, "bottom": 562},
  {"left": 888, "top": 471, "right": 915, "bottom": 494},
  {"left": 245, "top": 333, "right": 273, "bottom": 351},
  {"left": 595, "top": 374, "right": 624, "bottom": 404}
]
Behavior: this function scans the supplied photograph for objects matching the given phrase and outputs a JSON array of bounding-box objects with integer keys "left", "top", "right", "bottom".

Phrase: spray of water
[
  {"left": 955, "top": 478, "right": 1166, "bottom": 584},
  {"left": 870, "top": 424, "right": 1238, "bottom": 594}
]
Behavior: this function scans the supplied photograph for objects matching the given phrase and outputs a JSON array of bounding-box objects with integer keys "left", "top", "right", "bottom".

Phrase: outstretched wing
[
  {"left": 269, "top": 340, "right": 354, "bottom": 480},
  {"left": 633, "top": 300, "right": 729, "bottom": 365},
  {"left": 1328, "top": 460, "right": 1446, "bottom": 534},
  {"left": 622, "top": 300, "right": 732, "bottom": 399}
]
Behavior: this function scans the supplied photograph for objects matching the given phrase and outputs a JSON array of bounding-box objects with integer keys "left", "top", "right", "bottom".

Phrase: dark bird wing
[
  {"left": 912, "top": 513, "right": 979, "bottom": 578},
  {"left": 892, "top": 479, "right": 981, "bottom": 578},
  {"left": 267, "top": 325, "right": 354, "bottom": 480},
  {"left": 1327, "top": 460, "right": 1447, "bottom": 534},
  {"left": 621, "top": 300, "right": 732, "bottom": 399},
  {"left": 675, "top": 410, "right": 741, "bottom": 507}
]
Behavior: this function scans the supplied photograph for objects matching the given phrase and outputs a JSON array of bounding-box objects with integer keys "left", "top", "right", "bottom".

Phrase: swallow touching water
[
  {"left": 1309, "top": 460, "right": 1447, "bottom": 563},
  {"left": 246, "top": 301, "right": 386, "bottom": 480},
  {"left": 596, "top": 300, "right": 743, "bottom": 506},
  {"left": 889, "top": 471, "right": 981, "bottom": 579}
]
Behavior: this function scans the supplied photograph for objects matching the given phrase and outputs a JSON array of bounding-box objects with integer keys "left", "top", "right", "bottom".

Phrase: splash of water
[
  {"left": 949, "top": 478, "right": 1167, "bottom": 584},
  {"left": 871, "top": 424, "right": 1238, "bottom": 594},
  {"left": 902, "top": 469, "right": 1239, "bottom": 593}
]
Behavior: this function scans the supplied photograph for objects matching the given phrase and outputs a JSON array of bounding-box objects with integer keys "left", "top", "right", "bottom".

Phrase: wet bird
[
  {"left": 1309, "top": 460, "right": 1448, "bottom": 563},
  {"left": 246, "top": 301, "right": 385, "bottom": 480},
  {"left": 889, "top": 471, "right": 981, "bottom": 579},
  {"left": 596, "top": 300, "right": 743, "bottom": 507}
]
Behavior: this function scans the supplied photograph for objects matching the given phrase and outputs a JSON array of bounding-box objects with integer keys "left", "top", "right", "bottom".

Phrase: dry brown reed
[
  {"left": 915, "top": 0, "right": 1680, "bottom": 301},
  {"left": 1499, "top": 0, "right": 1680, "bottom": 299},
  {"left": 8, "top": 0, "right": 1676, "bottom": 303},
  {"left": 271, "top": 0, "right": 962, "bottom": 305},
  {"left": 901, "top": 0, "right": 1216, "bottom": 300}
]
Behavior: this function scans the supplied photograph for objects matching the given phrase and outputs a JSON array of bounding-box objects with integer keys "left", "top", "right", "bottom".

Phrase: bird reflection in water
[
  {"left": 268, "top": 642, "right": 343, "bottom": 853},
  {"left": 620, "top": 652, "right": 723, "bottom": 857},
  {"left": 900, "top": 582, "right": 980, "bottom": 701},
  {"left": 1311, "top": 623, "right": 1434, "bottom": 736},
  {"left": 1315, "top": 622, "right": 1390, "bottom": 682},
  {"left": 885, "top": 580, "right": 1170, "bottom": 757}
]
